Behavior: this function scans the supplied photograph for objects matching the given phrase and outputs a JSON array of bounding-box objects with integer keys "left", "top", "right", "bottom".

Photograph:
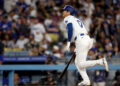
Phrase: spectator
[
  {"left": 16, "top": 33, "right": 28, "bottom": 49},
  {"left": 58, "top": 16, "right": 67, "bottom": 39},
  {"left": 30, "top": 47, "right": 39, "bottom": 56},
  {"left": 93, "top": 70, "right": 106, "bottom": 86},
  {"left": 52, "top": 45, "right": 61, "bottom": 58},
  {"left": 16, "top": 0, "right": 28, "bottom": 13},
  {"left": 81, "top": 14, "right": 92, "bottom": 32},
  {"left": 46, "top": 19, "right": 60, "bottom": 42},
  {"left": 83, "top": 0, "right": 95, "bottom": 16},
  {"left": 8, "top": 34, "right": 17, "bottom": 48},
  {"left": 92, "top": 5, "right": 103, "bottom": 18},
  {"left": 8, "top": 10, "right": 19, "bottom": 21},
  {"left": 113, "top": 46, "right": 120, "bottom": 58},
  {"left": 105, "top": 44, "right": 113, "bottom": 60},
  {"left": 115, "top": 8, "right": 120, "bottom": 25},
  {"left": 39, "top": 39, "right": 51, "bottom": 56},
  {"left": 25, "top": 34, "right": 40, "bottom": 50},
  {"left": 39, "top": 45, "right": 48, "bottom": 56},
  {"left": 90, "top": 18, "right": 103, "bottom": 39},
  {"left": 29, "top": 6, "right": 37, "bottom": 17},
  {"left": 111, "top": 35, "right": 118, "bottom": 47},
  {"left": 106, "top": 50, "right": 113, "bottom": 59},
  {"left": 36, "top": 0, "right": 48, "bottom": 21},
  {"left": 93, "top": 53, "right": 107, "bottom": 86},
  {"left": 2, "top": 33, "right": 17, "bottom": 49},
  {"left": 2, "top": 34, "right": 11, "bottom": 48},
  {"left": 0, "top": 15, "right": 12, "bottom": 32},
  {"left": 102, "top": 21, "right": 110, "bottom": 37},
  {"left": 109, "top": 18, "right": 117, "bottom": 35},
  {"left": 18, "top": 16, "right": 30, "bottom": 36},
  {"left": 44, "top": 16, "right": 52, "bottom": 28},
  {"left": 99, "top": 0, "right": 109, "bottom": 12},
  {"left": 30, "top": 17, "right": 46, "bottom": 42},
  {"left": 104, "top": 37, "right": 112, "bottom": 47},
  {"left": 88, "top": 49, "right": 97, "bottom": 60},
  {"left": 25, "top": 0, "right": 37, "bottom": 8},
  {"left": 45, "top": 56, "right": 55, "bottom": 65},
  {"left": 28, "top": 16, "right": 35, "bottom": 28}
]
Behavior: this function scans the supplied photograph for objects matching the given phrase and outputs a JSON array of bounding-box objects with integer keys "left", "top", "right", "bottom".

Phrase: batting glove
[{"left": 66, "top": 42, "right": 70, "bottom": 51}]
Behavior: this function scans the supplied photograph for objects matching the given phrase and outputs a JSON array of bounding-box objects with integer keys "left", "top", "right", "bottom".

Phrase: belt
[{"left": 74, "top": 33, "right": 86, "bottom": 40}]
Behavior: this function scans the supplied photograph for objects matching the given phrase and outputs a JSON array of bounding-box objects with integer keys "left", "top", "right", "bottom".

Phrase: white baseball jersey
[
  {"left": 31, "top": 23, "right": 45, "bottom": 42},
  {"left": 64, "top": 15, "right": 88, "bottom": 41}
]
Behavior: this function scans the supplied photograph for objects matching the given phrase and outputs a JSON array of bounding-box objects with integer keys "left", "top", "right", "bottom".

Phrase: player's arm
[{"left": 66, "top": 23, "right": 73, "bottom": 51}]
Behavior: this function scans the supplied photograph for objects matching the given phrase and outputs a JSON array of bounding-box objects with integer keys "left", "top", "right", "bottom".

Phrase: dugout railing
[{"left": 0, "top": 64, "right": 120, "bottom": 86}]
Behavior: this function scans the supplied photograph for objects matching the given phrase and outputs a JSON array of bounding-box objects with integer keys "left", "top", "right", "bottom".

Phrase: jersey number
[{"left": 77, "top": 20, "right": 83, "bottom": 28}]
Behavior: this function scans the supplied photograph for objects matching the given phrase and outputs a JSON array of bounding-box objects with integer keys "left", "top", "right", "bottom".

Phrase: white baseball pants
[{"left": 74, "top": 35, "right": 103, "bottom": 85}]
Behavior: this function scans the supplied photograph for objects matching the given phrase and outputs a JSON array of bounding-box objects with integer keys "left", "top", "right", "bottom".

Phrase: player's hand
[{"left": 66, "top": 42, "right": 70, "bottom": 51}]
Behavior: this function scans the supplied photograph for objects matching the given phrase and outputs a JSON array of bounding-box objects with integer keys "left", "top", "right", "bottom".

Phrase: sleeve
[
  {"left": 67, "top": 23, "right": 73, "bottom": 42},
  {"left": 64, "top": 17, "right": 73, "bottom": 42}
]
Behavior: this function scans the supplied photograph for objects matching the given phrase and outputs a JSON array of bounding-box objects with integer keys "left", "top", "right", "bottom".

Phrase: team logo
[{"left": 65, "top": 20, "right": 68, "bottom": 23}]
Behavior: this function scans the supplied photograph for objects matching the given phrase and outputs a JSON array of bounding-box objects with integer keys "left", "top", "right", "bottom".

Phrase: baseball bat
[{"left": 58, "top": 52, "right": 76, "bottom": 80}]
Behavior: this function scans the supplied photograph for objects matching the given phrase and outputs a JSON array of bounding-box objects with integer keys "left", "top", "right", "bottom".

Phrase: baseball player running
[{"left": 62, "top": 5, "right": 109, "bottom": 86}]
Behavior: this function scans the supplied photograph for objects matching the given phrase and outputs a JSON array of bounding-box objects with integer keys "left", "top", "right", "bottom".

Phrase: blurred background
[{"left": 0, "top": 0, "right": 120, "bottom": 86}]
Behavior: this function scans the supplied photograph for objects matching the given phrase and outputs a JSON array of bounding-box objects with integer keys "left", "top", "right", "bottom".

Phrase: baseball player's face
[{"left": 62, "top": 10, "right": 70, "bottom": 18}]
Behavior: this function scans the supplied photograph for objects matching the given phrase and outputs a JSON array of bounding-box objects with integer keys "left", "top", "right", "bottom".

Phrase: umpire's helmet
[{"left": 63, "top": 5, "right": 75, "bottom": 15}]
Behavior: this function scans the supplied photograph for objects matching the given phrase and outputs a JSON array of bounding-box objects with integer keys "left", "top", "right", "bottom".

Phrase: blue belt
[{"left": 74, "top": 33, "right": 85, "bottom": 40}]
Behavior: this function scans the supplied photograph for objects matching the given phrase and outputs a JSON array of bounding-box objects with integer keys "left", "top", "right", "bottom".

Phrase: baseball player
[{"left": 62, "top": 5, "right": 109, "bottom": 86}]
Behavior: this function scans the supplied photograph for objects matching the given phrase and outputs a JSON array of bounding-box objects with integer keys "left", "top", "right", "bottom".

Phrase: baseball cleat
[
  {"left": 103, "top": 57, "right": 109, "bottom": 72},
  {"left": 78, "top": 81, "right": 91, "bottom": 86}
]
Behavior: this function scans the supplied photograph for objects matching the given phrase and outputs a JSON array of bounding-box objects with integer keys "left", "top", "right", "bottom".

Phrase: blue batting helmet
[{"left": 63, "top": 5, "right": 75, "bottom": 15}]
